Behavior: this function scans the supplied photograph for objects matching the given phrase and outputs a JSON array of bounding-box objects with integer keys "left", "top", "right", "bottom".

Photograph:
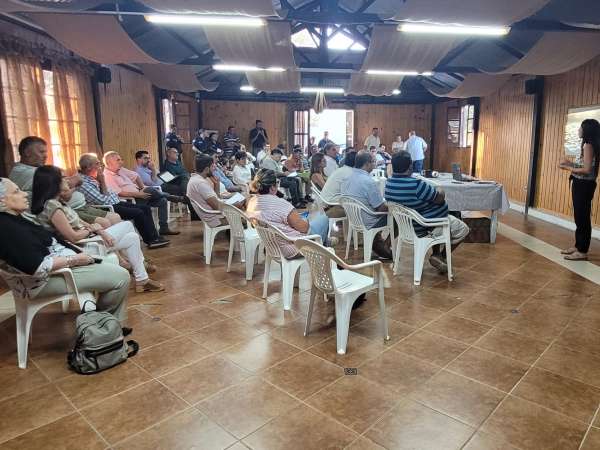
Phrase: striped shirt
[
  {"left": 78, "top": 174, "right": 120, "bottom": 206},
  {"left": 385, "top": 175, "right": 448, "bottom": 234}
]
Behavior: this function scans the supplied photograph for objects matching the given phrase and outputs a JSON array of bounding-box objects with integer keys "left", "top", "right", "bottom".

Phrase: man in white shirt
[
  {"left": 323, "top": 142, "right": 339, "bottom": 177},
  {"left": 320, "top": 150, "right": 356, "bottom": 218},
  {"left": 364, "top": 128, "right": 381, "bottom": 151},
  {"left": 405, "top": 130, "right": 428, "bottom": 173}
]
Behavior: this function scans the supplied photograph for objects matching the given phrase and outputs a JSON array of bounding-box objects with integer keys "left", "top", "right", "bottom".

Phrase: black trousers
[
  {"left": 112, "top": 202, "right": 159, "bottom": 244},
  {"left": 280, "top": 177, "right": 301, "bottom": 205},
  {"left": 571, "top": 177, "right": 597, "bottom": 253}
]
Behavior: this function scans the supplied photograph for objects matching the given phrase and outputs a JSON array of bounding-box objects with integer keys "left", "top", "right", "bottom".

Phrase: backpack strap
[{"left": 127, "top": 340, "right": 139, "bottom": 358}]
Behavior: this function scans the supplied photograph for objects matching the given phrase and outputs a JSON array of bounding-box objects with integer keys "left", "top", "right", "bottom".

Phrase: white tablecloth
[{"left": 418, "top": 174, "right": 510, "bottom": 213}]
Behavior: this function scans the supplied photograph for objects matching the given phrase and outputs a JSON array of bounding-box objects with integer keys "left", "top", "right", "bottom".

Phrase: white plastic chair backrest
[
  {"left": 339, "top": 196, "right": 372, "bottom": 232},
  {"left": 295, "top": 239, "right": 340, "bottom": 295},
  {"left": 190, "top": 198, "right": 220, "bottom": 217},
  {"left": 252, "top": 220, "right": 286, "bottom": 260},
  {"left": 220, "top": 202, "right": 246, "bottom": 240},
  {"left": 311, "top": 181, "right": 327, "bottom": 210},
  {"left": 388, "top": 203, "right": 420, "bottom": 242}
]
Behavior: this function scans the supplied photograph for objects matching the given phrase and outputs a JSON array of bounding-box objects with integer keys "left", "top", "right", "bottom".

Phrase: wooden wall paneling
[
  {"left": 201, "top": 100, "right": 288, "bottom": 150},
  {"left": 475, "top": 76, "right": 533, "bottom": 204},
  {"left": 354, "top": 103, "right": 432, "bottom": 163},
  {"left": 99, "top": 65, "right": 158, "bottom": 169}
]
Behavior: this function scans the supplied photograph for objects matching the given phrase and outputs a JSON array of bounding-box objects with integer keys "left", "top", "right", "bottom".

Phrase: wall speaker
[
  {"left": 525, "top": 78, "right": 543, "bottom": 95},
  {"left": 95, "top": 67, "right": 112, "bottom": 84}
]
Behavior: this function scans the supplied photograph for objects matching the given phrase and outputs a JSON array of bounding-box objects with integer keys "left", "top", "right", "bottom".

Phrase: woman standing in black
[{"left": 560, "top": 118, "right": 600, "bottom": 260}]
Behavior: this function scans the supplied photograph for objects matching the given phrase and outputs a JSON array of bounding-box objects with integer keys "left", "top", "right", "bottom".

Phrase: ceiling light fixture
[
  {"left": 213, "top": 65, "right": 286, "bottom": 72},
  {"left": 300, "top": 87, "right": 344, "bottom": 94},
  {"left": 392, "top": 89, "right": 401, "bottom": 95},
  {"left": 240, "top": 85, "right": 255, "bottom": 91},
  {"left": 398, "top": 22, "right": 509, "bottom": 36},
  {"left": 367, "top": 69, "right": 429, "bottom": 77},
  {"left": 145, "top": 15, "right": 264, "bottom": 27}
]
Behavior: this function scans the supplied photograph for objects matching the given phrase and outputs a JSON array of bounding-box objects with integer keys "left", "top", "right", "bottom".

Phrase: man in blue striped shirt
[{"left": 385, "top": 151, "right": 469, "bottom": 273}]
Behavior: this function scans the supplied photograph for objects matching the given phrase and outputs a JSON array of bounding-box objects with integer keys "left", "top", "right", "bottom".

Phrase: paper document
[
  {"left": 158, "top": 171, "right": 177, "bottom": 183},
  {"left": 224, "top": 193, "right": 245, "bottom": 205}
]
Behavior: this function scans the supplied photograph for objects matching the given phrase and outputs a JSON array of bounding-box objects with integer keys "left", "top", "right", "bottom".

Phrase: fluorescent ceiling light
[
  {"left": 421, "top": 71, "right": 434, "bottom": 76},
  {"left": 392, "top": 89, "right": 401, "bottom": 95},
  {"left": 240, "top": 85, "right": 255, "bottom": 91},
  {"left": 300, "top": 87, "right": 344, "bottom": 94},
  {"left": 145, "top": 15, "right": 264, "bottom": 27},
  {"left": 213, "top": 65, "right": 286, "bottom": 72},
  {"left": 398, "top": 22, "right": 509, "bottom": 36},
  {"left": 367, "top": 70, "right": 420, "bottom": 76}
]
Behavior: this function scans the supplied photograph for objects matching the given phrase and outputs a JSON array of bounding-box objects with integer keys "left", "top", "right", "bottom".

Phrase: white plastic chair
[
  {"left": 220, "top": 202, "right": 263, "bottom": 280},
  {"left": 190, "top": 198, "right": 230, "bottom": 264},
  {"left": 295, "top": 239, "right": 390, "bottom": 354},
  {"left": 339, "top": 196, "right": 395, "bottom": 263},
  {"left": 310, "top": 181, "right": 348, "bottom": 242},
  {"left": 253, "top": 220, "right": 321, "bottom": 310},
  {"left": 0, "top": 262, "right": 95, "bottom": 369},
  {"left": 388, "top": 202, "right": 453, "bottom": 285}
]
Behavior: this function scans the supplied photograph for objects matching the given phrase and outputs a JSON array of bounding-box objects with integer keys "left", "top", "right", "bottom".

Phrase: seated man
[
  {"left": 187, "top": 154, "right": 244, "bottom": 228},
  {"left": 284, "top": 147, "right": 312, "bottom": 203},
  {"left": 10, "top": 136, "right": 119, "bottom": 227},
  {"left": 208, "top": 151, "right": 243, "bottom": 194},
  {"left": 77, "top": 153, "right": 169, "bottom": 249},
  {"left": 320, "top": 150, "right": 356, "bottom": 218},
  {"left": 370, "top": 146, "right": 386, "bottom": 170},
  {"left": 103, "top": 151, "right": 180, "bottom": 236},
  {"left": 135, "top": 150, "right": 185, "bottom": 201},
  {"left": 341, "top": 150, "right": 392, "bottom": 259},
  {"left": 260, "top": 148, "right": 305, "bottom": 208},
  {"left": 385, "top": 151, "right": 469, "bottom": 272}
]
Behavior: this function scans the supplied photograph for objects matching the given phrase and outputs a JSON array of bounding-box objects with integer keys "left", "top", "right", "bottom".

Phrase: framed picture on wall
[{"left": 564, "top": 105, "right": 600, "bottom": 156}]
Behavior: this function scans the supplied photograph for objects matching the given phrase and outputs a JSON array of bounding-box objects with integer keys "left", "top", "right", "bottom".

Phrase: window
[
  {"left": 293, "top": 110, "right": 309, "bottom": 149},
  {"left": 460, "top": 104, "right": 475, "bottom": 148},
  {"left": 0, "top": 56, "right": 93, "bottom": 171},
  {"left": 291, "top": 29, "right": 318, "bottom": 49},
  {"left": 291, "top": 27, "right": 366, "bottom": 52},
  {"left": 447, "top": 104, "right": 475, "bottom": 148}
]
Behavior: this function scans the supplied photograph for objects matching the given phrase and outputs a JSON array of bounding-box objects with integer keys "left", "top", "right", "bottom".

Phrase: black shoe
[
  {"left": 147, "top": 239, "right": 169, "bottom": 249},
  {"left": 122, "top": 327, "right": 133, "bottom": 337},
  {"left": 294, "top": 201, "right": 307, "bottom": 209},
  {"left": 352, "top": 293, "right": 367, "bottom": 310},
  {"left": 304, "top": 195, "right": 314, "bottom": 203},
  {"left": 165, "top": 195, "right": 185, "bottom": 203},
  {"left": 159, "top": 228, "right": 181, "bottom": 236}
]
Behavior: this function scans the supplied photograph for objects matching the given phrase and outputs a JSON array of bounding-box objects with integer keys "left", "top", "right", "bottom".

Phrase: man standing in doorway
[
  {"left": 318, "top": 131, "right": 333, "bottom": 150},
  {"left": 364, "top": 128, "right": 381, "bottom": 151},
  {"left": 405, "top": 130, "right": 428, "bottom": 173},
  {"left": 249, "top": 119, "right": 268, "bottom": 157}
]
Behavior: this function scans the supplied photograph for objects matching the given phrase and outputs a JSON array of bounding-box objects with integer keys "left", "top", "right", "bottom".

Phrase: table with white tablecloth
[
  {"left": 417, "top": 174, "right": 510, "bottom": 243},
  {"left": 376, "top": 173, "right": 509, "bottom": 244}
]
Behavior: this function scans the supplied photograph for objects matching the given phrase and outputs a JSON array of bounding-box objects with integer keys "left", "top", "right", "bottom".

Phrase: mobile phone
[{"left": 92, "top": 257, "right": 103, "bottom": 264}]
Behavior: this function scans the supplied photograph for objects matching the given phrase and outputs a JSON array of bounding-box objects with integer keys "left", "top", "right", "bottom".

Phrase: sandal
[
  {"left": 564, "top": 251, "right": 588, "bottom": 261},
  {"left": 560, "top": 247, "right": 577, "bottom": 255},
  {"left": 135, "top": 279, "right": 164, "bottom": 293}
]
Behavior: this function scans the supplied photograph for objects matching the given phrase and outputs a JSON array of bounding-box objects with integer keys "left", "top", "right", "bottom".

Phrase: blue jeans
[
  {"left": 412, "top": 159, "right": 424, "bottom": 173},
  {"left": 308, "top": 213, "right": 330, "bottom": 245}
]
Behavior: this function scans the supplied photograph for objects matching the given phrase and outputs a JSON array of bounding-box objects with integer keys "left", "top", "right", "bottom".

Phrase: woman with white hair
[{"left": 0, "top": 177, "right": 130, "bottom": 322}]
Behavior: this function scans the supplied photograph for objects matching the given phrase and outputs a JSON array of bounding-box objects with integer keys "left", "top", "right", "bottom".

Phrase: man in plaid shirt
[{"left": 77, "top": 153, "right": 169, "bottom": 249}]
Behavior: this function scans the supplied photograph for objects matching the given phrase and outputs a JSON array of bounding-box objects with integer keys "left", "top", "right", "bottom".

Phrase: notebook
[
  {"left": 224, "top": 193, "right": 245, "bottom": 205},
  {"left": 157, "top": 171, "right": 177, "bottom": 183}
]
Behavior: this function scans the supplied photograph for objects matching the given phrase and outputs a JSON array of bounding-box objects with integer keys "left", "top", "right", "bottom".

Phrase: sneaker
[
  {"left": 429, "top": 254, "right": 448, "bottom": 273},
  {"left": 147, "top": 239, "right": 169, "bottom": 249},
  {"left": 564, "top": 251, "right": 588, "bottom": 261},
  {"left": 159, "top": 228, "right": 180, "bottom": 236},
  {"left": 560, "top": 247, "right": 577, "bottom": 255},
  {"left": 304, "top": 195, "right": 314, "bottom": 203},
  {"left": 294, "top": 201, "right": 307, "bottom": 209}
]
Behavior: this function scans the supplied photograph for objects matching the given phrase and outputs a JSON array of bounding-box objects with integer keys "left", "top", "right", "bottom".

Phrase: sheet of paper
[
  {"left": 224, "top": 192, "right": 245, "bottom": 205},
  {"left": 157, "top": 171, "right": 176, "bottom": 183}
]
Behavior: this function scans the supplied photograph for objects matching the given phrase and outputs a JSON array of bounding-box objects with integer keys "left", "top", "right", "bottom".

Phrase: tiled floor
[{"left": 0, "top": 215, "right": 600, "bottom": 450}]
